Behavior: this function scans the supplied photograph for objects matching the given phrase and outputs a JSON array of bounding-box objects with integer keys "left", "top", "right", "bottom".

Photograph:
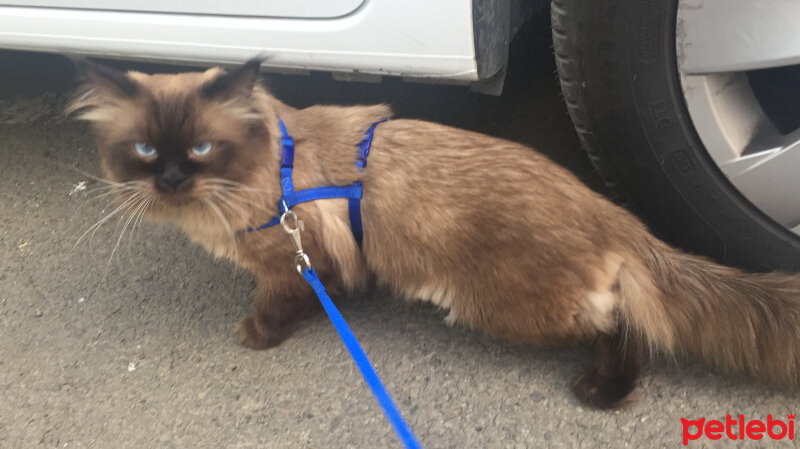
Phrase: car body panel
[
  {"left": 0, "top": 0, "right": 479, "bottom": 80},
  {"left": 0, "top": 0, "right": 366, "bottom": 19}
]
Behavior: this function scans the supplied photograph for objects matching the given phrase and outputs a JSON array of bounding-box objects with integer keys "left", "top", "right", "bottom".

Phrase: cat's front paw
[{"left": 236, "top": 316, "right": 289, "bottom": 350}]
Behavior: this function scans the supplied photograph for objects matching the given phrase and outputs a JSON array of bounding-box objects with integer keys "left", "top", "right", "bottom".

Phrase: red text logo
[{"left": 681, "top": 414, "right": 796, "bottom": 445}]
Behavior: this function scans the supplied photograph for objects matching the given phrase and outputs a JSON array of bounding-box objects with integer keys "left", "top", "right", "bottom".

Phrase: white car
[
  {"left": 0, "top": 0, "right": 530, "bottom": 91},
  {"left": 1, "top": 0, "right": 799, "bottom": 271}
]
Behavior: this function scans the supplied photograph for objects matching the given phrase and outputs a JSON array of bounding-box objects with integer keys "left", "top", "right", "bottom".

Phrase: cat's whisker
[
  {"left": 212, "top": 189, "right": 284, "bottom": 253},
  {"left": 108, "top": 194, "right": 150, "bottom": 264},
  {"left": 70, "top": 180, "right": 148, "bottom": 223},
  {"left": 130, "top": 196, "right": 154, "bottom": 242},
  {"left": 109, "top": 187, "right": 149, "bottom": 237},
  {"left": 69, "top": 186, "right": 139, "bottom": 220},
  {"left": 195, "top": 184, "right": 258, "bottom": 218},
  {"left": 211, "top": 186, "right": 275, "bottom": 216},
  {"left": 205, "top": 192, "right": 246, "bottom": 279},
  {"left": 75, "top": 190, "right": 139, "bottom": 237},
  {"left": 70, "top": 190, "right": 117, "bottom": 220},
  {"left": 74, "top": 191, "right": 142, "bottom": 249},
  {"left": 123, "top": 194, "right": 153, "bottom": 255},
  {"left": 70, "top": 180, "right": 141, "bottom": 203},
  {"left": 208, "top": 191, "right": 244, "bottom": 220},
  {"left": 78, "top": 183, "right": 114, "bottom": 197},
  {"left": 204, "top": 178, "right": 243, "bottom": 187},
  {"left": 214, "top": 186, "right": 257, "bottom": 204},
  {"left": 203, "top": 178, "right": 272, "bottom": 194},
  {"left": 208, "top": 187, "right": 293, "bottom": 256},
  {"left": 88, "top": 192, "right": 146, "bottom": 247},
  {"left": 209, "top": 189, "right": 256, "bottom": 221},
  {"left": 210, "top": 189, "right": 283, "bottom": 252},
  {"left": 202, "top": 197, "right": 239, "bottom": 262},
  {"left": 62, "top": 165, "right": 141, "bottom": 189},
  {"left": 203, "top": 177, "right": 249, "bottom": 188},
  {"left": 204, "top": 186, "right": 272, "bottom": 201},
  {"left": 80, "top": 179, "right": 143, "bottom": 194}
]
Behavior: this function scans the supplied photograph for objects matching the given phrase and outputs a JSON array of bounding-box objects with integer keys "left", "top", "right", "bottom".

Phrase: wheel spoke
[
  {"left": 720, "top": 131, "right": 800, "bottom": 227},
  {"left": 678, "top": 0, "right": 800, "bottom": 74}
]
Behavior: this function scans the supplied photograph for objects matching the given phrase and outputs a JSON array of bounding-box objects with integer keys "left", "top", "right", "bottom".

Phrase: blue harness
[
  {"left": 244, "top": 117, "right": 387, "bottom": 245},
  {"left": 243, "top": 117, "right": 422, "bottom": 449}
]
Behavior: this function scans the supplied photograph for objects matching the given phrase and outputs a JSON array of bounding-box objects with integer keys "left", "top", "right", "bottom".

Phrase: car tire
[{"left": 550, "top": 0, "right": 800, "bottom": 272}]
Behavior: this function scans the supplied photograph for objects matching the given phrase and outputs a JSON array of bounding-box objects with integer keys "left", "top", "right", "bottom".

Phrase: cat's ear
[
  {"left": 202, "top": 58, "right": 262, "bottom": 99},
  {"left": 71, "top": 57, "right": 139, "bottom": 97}
]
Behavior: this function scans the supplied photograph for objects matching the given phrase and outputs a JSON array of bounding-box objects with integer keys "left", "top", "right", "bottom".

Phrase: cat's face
[{"left": 69, "top": 59, "right": 274, "bottom": 214}]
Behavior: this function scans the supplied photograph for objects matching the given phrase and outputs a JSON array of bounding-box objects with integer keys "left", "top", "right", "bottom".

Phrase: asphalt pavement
[{"left": 2, "top": 12, "right": 798, "bottom": 449}]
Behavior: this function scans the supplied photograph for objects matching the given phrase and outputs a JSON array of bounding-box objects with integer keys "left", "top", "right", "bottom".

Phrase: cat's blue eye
[
  {"left": 191, "top": 142, "right": 213, "bottom": 156},
  {"left": 133, "top": 142, "right": 157, "bottom": 157}
]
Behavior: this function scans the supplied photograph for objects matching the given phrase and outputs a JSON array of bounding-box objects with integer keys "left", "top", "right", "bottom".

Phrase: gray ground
[{"left": 1, "top": 13, "right": 798, "bottom": 449}]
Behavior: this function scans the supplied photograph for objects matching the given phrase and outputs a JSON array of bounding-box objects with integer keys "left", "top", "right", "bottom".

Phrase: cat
[{"left": 68, "top": 58, "right": 800, "bottom": 409}]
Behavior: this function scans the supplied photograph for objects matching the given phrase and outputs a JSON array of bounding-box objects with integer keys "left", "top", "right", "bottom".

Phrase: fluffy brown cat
[{"left": 69, "top": 58, "right": 800, "bottom": 409}]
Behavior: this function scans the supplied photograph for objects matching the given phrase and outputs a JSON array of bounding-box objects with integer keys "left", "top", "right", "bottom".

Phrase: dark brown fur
[{"left": 70, "top": 59, "right": 800, "bottom": 409}]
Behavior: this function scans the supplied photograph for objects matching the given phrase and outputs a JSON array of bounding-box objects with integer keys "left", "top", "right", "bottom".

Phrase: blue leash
[
  {"left": 247, "top": 117, "right": 422, "bottom": 448},
  {"left": 302, "top": 268, "right": 422, "bottom": 449}
]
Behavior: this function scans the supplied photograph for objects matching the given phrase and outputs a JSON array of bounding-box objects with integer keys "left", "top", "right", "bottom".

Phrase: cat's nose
[{"left": 156, "top": 166, "right": 192, "bottom": 193}]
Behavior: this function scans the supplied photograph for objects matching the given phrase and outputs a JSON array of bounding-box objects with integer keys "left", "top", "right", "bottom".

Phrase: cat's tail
[{"left": 619, "top": 241, "right": 800, "bottom": 387}]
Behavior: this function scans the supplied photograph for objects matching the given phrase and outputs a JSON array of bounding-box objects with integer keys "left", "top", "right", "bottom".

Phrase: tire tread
[{"left": 550, "top": 0, "right": 630, "bottom": 205}]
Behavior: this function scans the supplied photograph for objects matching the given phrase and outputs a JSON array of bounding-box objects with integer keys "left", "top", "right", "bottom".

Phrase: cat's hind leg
[{"left": 570, "top": 327, "right": 642, "bottom": 409}]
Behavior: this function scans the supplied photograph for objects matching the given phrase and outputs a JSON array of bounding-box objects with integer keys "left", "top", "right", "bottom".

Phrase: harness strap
[
  {"left": 245, "top": 117, "right": 384, "bottom": 247},
  {"left": 350, "top": 117, "right": 386, "bottom": 244},
  {"left": 244, "top": 117, "right": 421, "bottom": 447},
  {"left": 356, "top": 117, "right": 387, "bottom": 172},
  {"left": 278, "top": 119, "right": 296, "bottom": 195},
  {"left": 281, "top": 183, "right": 363, "bottom": 213}
]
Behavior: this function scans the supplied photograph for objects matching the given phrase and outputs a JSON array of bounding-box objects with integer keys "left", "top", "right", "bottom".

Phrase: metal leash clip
[{"left": 280, "top": 209, "right": 311, "bottom": 274}]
